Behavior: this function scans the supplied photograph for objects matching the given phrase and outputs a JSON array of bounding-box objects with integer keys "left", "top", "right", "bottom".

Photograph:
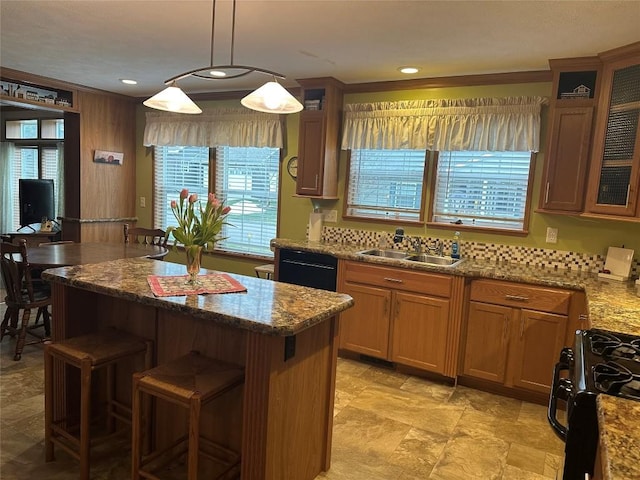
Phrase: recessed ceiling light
[
  {"left": 399, "top": 67, "right": 420, "bottom": 74},
  {"left": 120, "top": 79, "right": 138, "bottom": 85}
]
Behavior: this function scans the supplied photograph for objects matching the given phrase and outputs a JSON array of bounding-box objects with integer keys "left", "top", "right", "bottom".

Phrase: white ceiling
[{"left": 1, "top": 0, "right": 639, "bottom": 98}]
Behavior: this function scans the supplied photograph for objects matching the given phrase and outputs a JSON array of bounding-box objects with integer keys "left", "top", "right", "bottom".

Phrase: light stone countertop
[
  {"left": 41, "top": 257, "right": 354, "bottom": 336},
  {"left": 271, "top": 238, "right": 640, "bottom": 480}
]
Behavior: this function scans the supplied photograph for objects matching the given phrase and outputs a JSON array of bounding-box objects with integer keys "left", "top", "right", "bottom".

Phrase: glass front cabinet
[{"left": 586, "top": 45, "right": 640, "bottom": 217}]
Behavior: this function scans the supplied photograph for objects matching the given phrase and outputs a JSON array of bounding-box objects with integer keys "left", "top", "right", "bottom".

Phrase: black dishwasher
[{"left": 277, "top": 249, "right": 337, "bottom": 291}]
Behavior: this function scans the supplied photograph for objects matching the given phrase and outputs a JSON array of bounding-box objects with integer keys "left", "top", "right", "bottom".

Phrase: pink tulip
[
  {"left": 222, "top": 206, "right": 231, "bottom": 215},
  {"left": 180, "top": 189, "right": 189, "bottom": 199},
  {"left": 170, "top": 200, "right": 177, "bottom": 208},
  {"left": 188, "top": 194, "right": 197, "bottom": 203},
  {"left": 208, "top": 193, "right": 216, "bottom": 203}
]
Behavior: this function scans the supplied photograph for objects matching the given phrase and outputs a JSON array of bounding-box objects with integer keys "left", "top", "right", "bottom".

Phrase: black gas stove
[{"left": 548, "top": 328, "right": 640, "bottom": 480}]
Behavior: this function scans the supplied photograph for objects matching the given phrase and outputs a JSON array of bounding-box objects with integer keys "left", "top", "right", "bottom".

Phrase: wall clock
[{"left": 287, "top": 156, "right": 298, "bottom": 179}]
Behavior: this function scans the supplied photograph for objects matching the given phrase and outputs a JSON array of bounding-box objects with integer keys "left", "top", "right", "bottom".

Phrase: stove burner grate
[
  {"left": 593, "top": 361, "right": 640, "bottom": 399},
  {"left": 589, "top": 332, "right": 640, "bottom": 361}
]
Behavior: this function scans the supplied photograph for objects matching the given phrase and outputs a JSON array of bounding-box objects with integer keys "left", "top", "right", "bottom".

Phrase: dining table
[{"left": 26, "top": 242, "right": 168, "bottom": 268}]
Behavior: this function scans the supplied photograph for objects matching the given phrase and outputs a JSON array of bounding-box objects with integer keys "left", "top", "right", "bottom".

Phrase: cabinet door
[
  {"left": 541, "top": 106, "right": 594, "bottom": 212},
  {"left": 296, "top": 113, "right": 325, "bottom": 196},
  {"left": 586, "top": 56, "right": 640, "bottom": 216},
  {"left": 463, "top": 302, "right": 511, "bottom": 383},
  {"left": 510, "top": 309, "right": 567, "bottom": 393},
  {"left": 338, "top": 282, "right": 391, "bottom": 358},
  {"left": 390, "top": 292, "right": 450, "bottom": 374}
]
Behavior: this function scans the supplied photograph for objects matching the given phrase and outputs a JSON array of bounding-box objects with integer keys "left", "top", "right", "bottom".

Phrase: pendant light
[{"left": 143, "top": 0, "right": 302, "bottom": 115}]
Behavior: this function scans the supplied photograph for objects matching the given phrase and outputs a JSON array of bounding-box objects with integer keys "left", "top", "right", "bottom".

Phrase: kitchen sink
[
  {"left": 357, "top": 249, "right": 410, "bottom": 259},
  {"left": 405, "top": 254, "right": 462, "bottom": 267}
]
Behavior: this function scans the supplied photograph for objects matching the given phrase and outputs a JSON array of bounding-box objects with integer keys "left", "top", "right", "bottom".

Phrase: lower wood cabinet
[
  {"left": 338, "top": 260, "right": 457, "bottom": 376},
  {"left": 462, "top": 279, "right": 571, "bottom": 395}
]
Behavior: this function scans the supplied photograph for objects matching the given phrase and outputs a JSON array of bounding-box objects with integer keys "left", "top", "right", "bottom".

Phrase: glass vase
[{"left": 185, "top": 245, "right": 203, "bottom": 286}]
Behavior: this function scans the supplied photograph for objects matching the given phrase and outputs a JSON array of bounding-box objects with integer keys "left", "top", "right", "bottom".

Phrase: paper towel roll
[{"left": 308, "top": 212, "right": 323, "bottom": 242}]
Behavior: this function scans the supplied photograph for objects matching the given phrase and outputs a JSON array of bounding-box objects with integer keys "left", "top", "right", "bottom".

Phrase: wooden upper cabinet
[
  {"left": 538, "top": 57, "right": 601, "bottom": 213},
  {"left": 295, "top": 78, "right": 344, "bottom": 198},
  {"left": 585, "top": 42, "right": 640, "bottom": 217}
]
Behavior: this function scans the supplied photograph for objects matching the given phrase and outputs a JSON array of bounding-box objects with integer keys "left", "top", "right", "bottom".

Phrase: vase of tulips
[{"left": 166, "top": 189, "right": 231, "bottom": 285}]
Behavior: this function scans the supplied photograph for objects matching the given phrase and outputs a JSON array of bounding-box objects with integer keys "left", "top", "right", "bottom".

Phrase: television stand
[{"left": 17, "top": 224, "right": 37, "bottom": 233}]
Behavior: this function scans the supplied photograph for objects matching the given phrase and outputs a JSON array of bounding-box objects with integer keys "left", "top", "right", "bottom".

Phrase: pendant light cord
[
  {"left": 230, "top": 0, "right": 236, "bottom": 66},
  {"left": 210, "top": 0, "right": 216, "bottom": 66}
]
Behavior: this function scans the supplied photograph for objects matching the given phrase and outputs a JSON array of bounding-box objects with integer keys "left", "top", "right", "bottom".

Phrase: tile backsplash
[{"left": 318, "top": 226, "right": 639, "bottom": 277}]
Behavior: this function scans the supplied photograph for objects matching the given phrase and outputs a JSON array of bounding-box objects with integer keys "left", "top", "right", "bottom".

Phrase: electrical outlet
[
  {"left": 546, "top": 227, "right": 558, "bottom": 244},
  {"left": 323, "top": 209, "right": 338, "bottom": 223},
  {"left": 139, "top": 196, "right": 146, "bottom": 208}
]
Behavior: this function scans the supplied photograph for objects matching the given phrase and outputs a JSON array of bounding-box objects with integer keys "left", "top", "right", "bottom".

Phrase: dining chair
[
  {"left": 0, "top": 240, "right": 52, "bottom": 360},
  {"left": 123, "top": 224, "right": 168, "bottom": 247}
]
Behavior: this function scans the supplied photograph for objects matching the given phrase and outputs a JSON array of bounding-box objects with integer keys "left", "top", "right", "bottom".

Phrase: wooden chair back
[
  {"left": 124, "top": 224, "right": 168, "bottom": 247},
  {"left": 1, "top": 240, "right": 33, "bottom": 304}
]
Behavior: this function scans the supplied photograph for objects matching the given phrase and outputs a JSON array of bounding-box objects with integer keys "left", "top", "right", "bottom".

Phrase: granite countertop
[
  {"left": 272, "top": 238, "right": 640, "bottom": 480},
  {"left": 41, "top": 257, "right": 354, "bottom": 336}
]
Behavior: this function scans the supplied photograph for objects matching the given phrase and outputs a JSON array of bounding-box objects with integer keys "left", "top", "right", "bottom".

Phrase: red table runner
[{"left": 147, "top": 273, "right": 247, "bottom": 297}]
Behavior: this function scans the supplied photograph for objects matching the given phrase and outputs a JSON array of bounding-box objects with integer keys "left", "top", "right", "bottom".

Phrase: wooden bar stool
[
  {"left": 132, "top": 351, "right": 244, "bottom": 480},
  {"left": 44, "top": 329, "right": 153, "bottom": 480}
]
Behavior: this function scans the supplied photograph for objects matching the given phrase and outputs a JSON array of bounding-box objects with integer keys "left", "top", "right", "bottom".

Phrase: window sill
[{"left": 425, "top": 222, "right": 529, "bottom": 237}]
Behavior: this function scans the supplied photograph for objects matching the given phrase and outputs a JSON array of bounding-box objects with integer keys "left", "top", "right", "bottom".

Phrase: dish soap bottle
[{"left": 451, "top": 231, "right": 461, "bottom": 259}]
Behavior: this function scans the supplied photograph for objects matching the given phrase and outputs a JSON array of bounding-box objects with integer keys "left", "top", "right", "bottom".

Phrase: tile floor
[{"left": 0, "top": 309, "right": 565, "bottom": 480}]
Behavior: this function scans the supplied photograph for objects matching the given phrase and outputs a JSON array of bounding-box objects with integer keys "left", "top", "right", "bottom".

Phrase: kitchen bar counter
[
  {"left": 42, "top": 257, "right": 354, "bottom": 480},
  {"left": 272, "top": 238, "right": 640, "bottom": 480}
]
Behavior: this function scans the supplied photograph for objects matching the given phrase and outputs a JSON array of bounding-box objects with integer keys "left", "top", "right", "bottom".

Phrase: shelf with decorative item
[{"left": 0, "top": 76, "right": 78, "bottom": 112}]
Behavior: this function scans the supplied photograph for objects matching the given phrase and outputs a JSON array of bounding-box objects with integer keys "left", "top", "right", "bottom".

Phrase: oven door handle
[{"left": 548, "top": 360, "right": 571, "bottom": 441}]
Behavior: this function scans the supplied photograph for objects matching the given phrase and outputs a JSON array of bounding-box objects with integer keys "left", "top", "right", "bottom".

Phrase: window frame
[
  {"left": 342, "top": 149, "right": 429, "bottom": 226},
  {"left": 427, "top": 151, "right": 536, "bottom": 236},
  {"left": 152, "top": 145, "right": 281, "bottom": 259}
]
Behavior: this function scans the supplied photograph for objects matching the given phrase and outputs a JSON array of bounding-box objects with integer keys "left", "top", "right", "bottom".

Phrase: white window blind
[
  {"left": 346, "top": 149, "right": 426, "bottom": 222},
  {"left": 153, "top": 145, "right": 279, "bottom": 257},
  {"left": 153, "top": 146, "right": 210, "bottom": 232},
  {"left": 10, "top": 146, "right": 60, "bottom": 230},
  {"left": 214, "top": 147, "right": 279, "bottom": 256},
  {"left": 432, "top": 151, "right": 533, "bottom": 231}
]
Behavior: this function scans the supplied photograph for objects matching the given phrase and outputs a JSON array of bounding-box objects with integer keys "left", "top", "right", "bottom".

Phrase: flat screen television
[{"left": 19, "top": 179, "right": 55, "bottom": 229}]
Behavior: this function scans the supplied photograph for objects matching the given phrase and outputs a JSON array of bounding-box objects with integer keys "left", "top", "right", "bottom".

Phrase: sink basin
[
  {"left": 357, "top": 249, "right": 410, "bottom": 260},
  {"left": 405, "top": 254, "right": 463, "bottom": 267}
]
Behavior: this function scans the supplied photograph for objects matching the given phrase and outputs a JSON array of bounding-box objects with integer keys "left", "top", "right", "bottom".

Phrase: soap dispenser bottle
[{"left": 451, "top": 231, "right": 461, "bottom": 259}]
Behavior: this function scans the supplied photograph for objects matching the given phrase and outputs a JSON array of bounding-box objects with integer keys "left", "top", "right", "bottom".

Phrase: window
[
  {"left": 4, "top": 118, "right": 64, "bottom": 230},
  {"left": 153, "top": 145, "right": 280, "bottom": 257},
  {"left": 431, "top": 151, "right": 534, "bottom": 231},
  {"left": 345, "top": 149, "right": 427, "bottom": 222}
]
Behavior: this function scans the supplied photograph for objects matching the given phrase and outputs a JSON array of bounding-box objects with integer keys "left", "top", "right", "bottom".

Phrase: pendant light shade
[
  {"left": 143, "top": 0, "right": 299, "bottom": 115},
  {"left": 241, "top": 81, "right": 303, "bottom": 114},
  {"left": 143, "top": 84, "right": 202, "bottom": 114}
]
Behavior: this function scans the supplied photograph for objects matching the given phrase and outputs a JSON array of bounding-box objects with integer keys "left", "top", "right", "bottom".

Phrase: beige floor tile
[
  {"left": 358, "top": 362, "right": 410, "bottom": 388},
  {"left": 455, "top": 408, "right": 565, "bottom": 456},
  {"left": 333, "top": 388, "right": 357, "bottom": 416},
  {"left": 429, "top": 428, "right": 510, "bottom": 480},
  {"left": 506, "top": 443, "right": 547, "bottom": 475},
  {"left": 518, "top": 401, "right": 551, "bottom": 424},
  {"left": 400, "top": 375, "right": 455, "bottom": 402},
  {"left": 501, "top": 464, "right": 550, "bottom": 479},
  {"left": 447, "top": 385, "right": 522, "bottom": 421},
  {"left": 543, "top": 452, "right": 563, "bottom": 479},
  {"left": 387, "top": 427, "right": 449, "bottom": 477},
  {"left": 348, "top": 383, "right": 466, "bottom": 436}
]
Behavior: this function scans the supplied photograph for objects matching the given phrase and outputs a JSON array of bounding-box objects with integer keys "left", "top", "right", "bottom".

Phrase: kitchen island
[{"left": 42, "top": 257, "right": 354, "bottom": 480}]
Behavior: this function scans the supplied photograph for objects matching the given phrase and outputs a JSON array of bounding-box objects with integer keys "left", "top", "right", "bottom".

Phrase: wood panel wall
[{"left": 77, "top": 90, "right": 137, "bottom": 243}]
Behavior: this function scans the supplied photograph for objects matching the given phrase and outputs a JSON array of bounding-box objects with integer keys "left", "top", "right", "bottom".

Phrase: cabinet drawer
[
  {"left": 470, "top": 279, "right": 571, "bottom": 314},
  {"left": 343, "top": 261, "right": 452, "bottom": 298}
]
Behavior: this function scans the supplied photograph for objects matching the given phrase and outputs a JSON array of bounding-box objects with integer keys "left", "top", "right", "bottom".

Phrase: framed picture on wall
[{"left": 94, "top": 150, "right": 124, "bottom": 165}]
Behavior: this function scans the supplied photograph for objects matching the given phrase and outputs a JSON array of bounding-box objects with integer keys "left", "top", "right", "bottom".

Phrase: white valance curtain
[
  {"left": 143, "top": 108, "right": 284, "bottom": 148},
  {"left": 341, "top": 96, "right": 548, "bottom": 152}
]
